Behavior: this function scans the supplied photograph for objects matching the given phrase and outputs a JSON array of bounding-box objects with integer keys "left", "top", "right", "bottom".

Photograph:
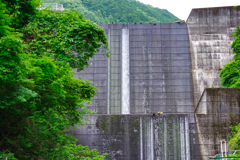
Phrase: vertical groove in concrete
[
  {"left": 125, "top": 116, "right": 130, "bottom": 160},
  {"left": 140, "top": 117, "right": 143, "bottom": 160},
  {"left": 173, "top": 116, "right": 178, "bottom": 160},
  {"left": 180, "top": 117, "right": 186, "bottom": 160},
  {"left": 164, "top": 117, "right": 168, "bottom": 160},
  {"left": 150, "top": 117, "right": 154, "bottom": 160},
  {"left": 185, "top": 116, "right": 190, "bottom": 160},
  {"left": 121, "top": 28, "right": 130, "bottom": 114},
  {"left": 107, "top": 29, "right": 111, "bottom": 114},
  {"left": 147, "top": 117, "right": 151, "bottom": 160}
]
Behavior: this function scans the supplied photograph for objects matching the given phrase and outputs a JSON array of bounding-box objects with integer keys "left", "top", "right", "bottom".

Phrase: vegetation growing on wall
[
  {"left": 42, "top": 0, "right": 179, "bottom": 23},
  {"left": 0, "top": 0, "right": 108, "bottom": 159}
]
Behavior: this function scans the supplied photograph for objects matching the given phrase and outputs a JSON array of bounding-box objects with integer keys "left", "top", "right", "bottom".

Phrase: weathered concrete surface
[
  {"left": 69, "top": 113, "right": 240, "bottom": 160},
  {"left": 74, "top": 6, "right": 240, "bottom": 113},
  {"left": 128, "top": 23, "right": 194, "bottom": 114},
  {"left": 69, "top": 88, "right": 240, "bottom": 159},
  {"left": 70, "top": 6, "right": 240, "bottom": 160},
  {"left": 195, "top": 114, "right": 240, "bottom": 160},
  {"left": 187, "top": 6, "right": 240, "bottom": 105},
  {"left": 193, "top": 88, "right": 240, "bottom": 159},
  {"left": 195, "top": 88, "right": 240, "bottom": 114},
  {"left": 69, "top": 114, "right": 193, "bottom": 160},
  {"left": 75, "top": 23, "right": 195, "bottom": 114},
  {"left": 73, "top": 31, "right": 109, "bottom": 114}
]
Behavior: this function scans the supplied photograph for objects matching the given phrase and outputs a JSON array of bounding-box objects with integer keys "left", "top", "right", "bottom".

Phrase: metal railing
[
  {"left": 38, "top": 3, "right": 64, "bottom": 11},
  {"left": 209, "top": 157, "right": 240, "bottom": 159},
  {"left": 209, "top": 151, "right": 240, "bottom": 159}
]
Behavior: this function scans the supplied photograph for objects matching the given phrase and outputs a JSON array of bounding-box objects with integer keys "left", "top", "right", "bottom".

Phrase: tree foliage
[
  {"left": 22, "top": 8, "right": 109, "bottom": 70},
  {"left": 1, "top": 0, "right": 41, "bottom": 28},
  {"left": 0, "top": 0, "right": 108, "bottom": 159},
  {"left": 219, "top": 26, "right": 240, "bottom": 88},
  {"left": 227, "top": 122, "right": 240, "bottom": 158},
  {"left": 229, "top": 123, "right": 240, "bottom": 150},
  {"left": 42, "top": 0, "right": 179, "bottom": 23}
]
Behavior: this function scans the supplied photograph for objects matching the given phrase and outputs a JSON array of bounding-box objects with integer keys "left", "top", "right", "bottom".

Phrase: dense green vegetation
[
  {"left": 228, "top": 123, "right": 240, "bottom": 158},
  {"left": 42, "top": 0, "right": 179, "bottom": 23},
  {"left": 219, "top": 26, "right": 240, "bottom": 88},
  {"left": 0, "top": 0, "right": 108, "bottom": 159}
]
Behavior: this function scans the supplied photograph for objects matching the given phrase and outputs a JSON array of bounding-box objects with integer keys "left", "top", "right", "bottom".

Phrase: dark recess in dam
[{"left": 69, "top": 6, "right": 240, "bottom": 160}]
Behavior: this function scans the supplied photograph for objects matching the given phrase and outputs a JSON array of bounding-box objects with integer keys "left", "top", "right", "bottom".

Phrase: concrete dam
[{"left": 69, "top": 6, "right": 240, "bottom": 160}]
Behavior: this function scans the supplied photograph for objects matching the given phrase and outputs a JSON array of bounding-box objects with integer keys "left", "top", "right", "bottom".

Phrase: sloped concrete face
[
  {"left": 74, "top": 23, "right": 195, "bottom": 114},
  {"left": 69, "top": 114, "right": 192, "bottom": 160},
  {"left": 187, "top": 6, "right": 240, "bottom": 105}
]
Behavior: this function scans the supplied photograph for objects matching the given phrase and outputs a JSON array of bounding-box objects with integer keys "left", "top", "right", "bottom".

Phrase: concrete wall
[
  {"left": 187, "top": 6, "right": 240, "bottom": 105},
  {"left": 69, "top": 114, "right": 194, "bottom": 160},
  {"left": 194, "top": 88, "right": 240, "bottom": 160},
  {"left": 69, "top": 89, "right": 240, "bottom": 160},
  {"left": 68, "top": 113, "right": 240, "bottom": 160},
  {"left": 74, "top": 6, "right": 240, "bottom": 113},
  {"left": 74, "top": 23, "right": 195, "bottom": 114},
  {"left": 73, "top": 30, "right": 109, "bottom": 114},
  {"left": 195, "top": 88, "right": 240, "bottom": 114},
  {"left": 128, "top": 23, "right": 194, "bottom": 114},
  {"left": 195, "top": 114, "right": 240, "bottom": 160},
  {"left": 70, "top": 6, "right": 240, "bottom": 160}
]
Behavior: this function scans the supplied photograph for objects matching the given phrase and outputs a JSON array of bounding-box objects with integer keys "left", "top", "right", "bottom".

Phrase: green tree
[
  {"left": 0, "top": 0, "right": 109, "bottom": 159},
  {"left": 227, "top": 123, "right": 240, "bottom": 158},
  {"left": 1, "top": 0, "right": 41, "bottom": 28},
  {"left": 219, "top": 26, "right": 240, "bottom": 88}
]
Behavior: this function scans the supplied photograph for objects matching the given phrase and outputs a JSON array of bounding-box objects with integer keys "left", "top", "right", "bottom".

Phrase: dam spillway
[{"left": 70, "top": 6, "right": 240, "bottom": 160}]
